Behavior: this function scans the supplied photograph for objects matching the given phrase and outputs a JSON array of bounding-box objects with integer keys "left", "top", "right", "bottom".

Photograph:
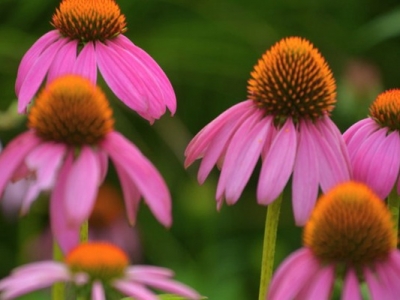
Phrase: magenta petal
[
  {"left": 73, "top": 41, "right": 97, "bottom": 84},
  {"left": 292, "top": 120, "right": 319, "bottom": 226},
  {"left": 50, "top": 152, "right": 79, "bottom": 253},
  {"left": 101, "top": 132, "right": 172, "bottom": 227},
  {"left": 0, "top": 131, "right": 41, "bottom": 194},
  {"left": 375, "top": 261, "right": 400, "bottom": 299},
  {"left": 47, "top": 39, "right": 78, "bottom": 83},
  {"left": 342, "top": 118, "right": 371, "bottom": 143},
  {"left": 64, "top": 146, "right": 100, "bottom": 226},
  {"left": 257, "top": 119, "right": 297, "bottom": 205},
  {"left": 298, "top": 265, "right": 334, "bottom": 299},
  {"left": 342, "top": 269, "right": 361, "bottom": 300},
  {"left": 268, "top": 248, "right": 319, "bottom": 300},
  {"left": 364, "top": 267, "right": 390, "bottom": 300},
  {"left": 17, "top": 38, "right": 68, "bottom": 113},
  {"left": 15, "top": 30, "right": 60, "bottom": 94},
  {"left": 112, "top": 35, "right": 176, "bottom": 113},
  {"left": 113, "top": 280, "right": 158, "bottom": 300},
  {"left": 92, "top": 281, "right": 105, "bottom": 300}
]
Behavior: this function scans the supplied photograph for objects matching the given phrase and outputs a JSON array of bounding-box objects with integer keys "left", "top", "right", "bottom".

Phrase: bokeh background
[{"left": 0, "top": 0, "right": 399, "bottom": 299}]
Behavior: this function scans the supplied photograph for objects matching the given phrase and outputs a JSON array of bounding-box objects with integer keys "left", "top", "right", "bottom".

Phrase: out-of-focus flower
[
  {"left": 185, "top": 37, "right": 351, "bottom": 225},
  {"left": 343, "top": 89, "right": 400, "bottom": 199},
  {"left": 16, "top": 0, "right": 175, "bottom": 122},
  {"left": 0, "top": 242, "right": 201, "bottom": 300},
  {"left": 0, "top": 75, "right": 171, "bottom": 252},
  {"left": 268, "top": 181, "right": 400, "bottom": 300}
]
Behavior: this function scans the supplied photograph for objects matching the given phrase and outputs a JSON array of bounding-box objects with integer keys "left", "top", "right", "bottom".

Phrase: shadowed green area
[{"left": 0, "top": 0, "right": 399, "bottom": 299}]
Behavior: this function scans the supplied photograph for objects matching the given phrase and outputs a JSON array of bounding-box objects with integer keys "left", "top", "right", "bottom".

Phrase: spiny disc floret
[{"left": 369, "top": 89, "right": 400, "bottom": 132}]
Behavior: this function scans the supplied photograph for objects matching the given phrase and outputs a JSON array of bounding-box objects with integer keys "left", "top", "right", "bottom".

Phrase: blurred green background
[{"left": 0, "top": 0, "right": 399, "bottom": 299}]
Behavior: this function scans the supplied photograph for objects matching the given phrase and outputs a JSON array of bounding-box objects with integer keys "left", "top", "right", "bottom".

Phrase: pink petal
[
  {"left": 375, "top": 261, "right": 400, "bottom": 299},
  {"left": 92, "top": 281, "right": 105, "bottom": 300},
  {"left": 126, "top": 266, "right": 174, "bottom": 279},
  {"left": 0, "top": 131, "right": 41, "bottom": 195},
  {"left": 73, "top": 41, "right": 97, "bottom": 84},
  {"left": 17, "top": 38, "right": 68, "bottom": 113},
  {"left": 353, "top": 128, "right": 400, "bottom": 199},
  {"left": 15, "top": 30, "right": 60, "bottom": 94},
  {"left": 101, "top": 132, "right": 172, "bottom": 227},
  {"left": 112, "top": 35, "right": 176, "bottom": 113},
  {"left": 217, "top": 112, "right": 269, "bottom": 204},
  {"left": 257, "top": 119, "right": 297, "bottom": 205},
  {"left": 96, "top": 149, "right": 109, "bottom": 183},
  {"left": 113, "top": 280, "right": 158, "bottom": 300},
  {"left": 342, "top": 268, "right": 361, "bottom": 300},
  {"left": 342, "top": 118, "right": 371, "bottom": 144},
  {"left": 64, "top": 146, "right": 101, "bottom": 226},
  {"left": 185, "top": 100, "right": 254, "bottom": 168},
  {"left": 296, "top": 265, "right": 334, "bottom": 299},
  {"left": 292, "top": 120, "right": 319, "bottom": 226},
  {"left": 47, "top": 39, "right": 78, "bottom": 83},
  {"left": 50, "top": 151, "right": 79, "bottom": 253},
  {"left": 364, "top": 267, "right": 390, "bottom": 300},
  {"left": 268, "top": 248, "right": 320, "bottom": 300}
]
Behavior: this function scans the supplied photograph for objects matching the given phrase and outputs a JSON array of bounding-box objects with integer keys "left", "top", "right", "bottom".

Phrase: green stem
[
  {"left": 258, "top": 193, "right": 283, "bottom": 300},
  {"left": 388, "top": 188, "right": 399, "bottom": 236},
  {"left": 80, "top": 220, "right": 89, "bottom": 243},
  {"left": 52, "top": 241, "right": 65, "bottom": 300}
]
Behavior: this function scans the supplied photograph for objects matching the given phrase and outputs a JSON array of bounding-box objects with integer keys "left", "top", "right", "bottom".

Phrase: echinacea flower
[
  {"left": 268, "top": 181, "right": 400, "bottom": 300},
  {"left": 343, "top": 89, "right": 400, "bottom": 199},
  {"left": 0, "top": 242, "right": 201, "bottom": 300},
  {"left": 0, "top": 75, "right": 171, "bottom": 252},
  {"left": 16, "top": 0, "right": 175, "bottom": 122},
  {"left": 185, "top": 37, "right": 351, "bottom": 225}
]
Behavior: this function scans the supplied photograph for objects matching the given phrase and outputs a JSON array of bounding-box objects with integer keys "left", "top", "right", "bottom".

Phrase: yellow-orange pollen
[
  {"left": 247, "top": 37, "right": 336, "bottom": 126},
  {"left": 304, "top": 181, "right": 396, "bottom": 268},
  {"left": 369, "top": 89, "right": 400, "bottom": 131},
  {"left": 28, "top": 75, "right": 114, "bottom": 146},
  {"left": 51, "top": 0, "right": 127, "bottom": 42},
  {"left": 66, "top": 242, "right": 129, "bottom": 280}
]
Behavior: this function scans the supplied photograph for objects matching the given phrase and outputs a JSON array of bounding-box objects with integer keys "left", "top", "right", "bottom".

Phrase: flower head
[
  {"left": 16, "top": 0, "right": 175, "bottom": 122},
  {"left": 343, "top": 89, "right": 400, "bottom": 199},
  {"left": 0, "top": 75, "right": 172, "bottom": 252},
  {"left": 268, "top": 181, "right": 400, "bottom": 300},
  {"left": 185, "top": 37, "right": 351, "bottom": 225},
  {"left": 0, "top": 242, "right": 201, "bottom": 300}
]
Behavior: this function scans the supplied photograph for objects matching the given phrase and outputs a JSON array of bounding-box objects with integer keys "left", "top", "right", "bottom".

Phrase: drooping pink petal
[
  {"left": 112, "top": 35, "right": 176, "bottom": 113},
  {"left": 132, "top": 276, "right": 201, "bottom": 300},
  {"left": 292, "top": 120, "right": 319, "bottom": 226},
  {"left": 342, "top": 268, "right": 361, "bottom": 300},
  {"left": 64, "top": 146, "right": 101, "bottom": 226},
  {"left": 50, "top": 151, "right": 79, "bottom": 253},
  {"left": 96, "top": 41, "right": 153, "bottom": 120},
  {"left": 126, "top": 266, "right": 174, "bottom": 279},
  {"left": 73, "top": 41, "right": 97, "bottom": 84},
  {"left": 96, "top": 149, "right": 109, "bottom": 184},
  {"left": 375, "top": 261, "right": 400, "bottom": 299},
  {"left": 364, "top": 267, "right": 391, "bottom": 300},
  {"left": 21, "top": 142, "right": 67, "bottom": 214},
  {"left": 352, "top": 128, "right": 399, "bottom": 199},
  {"left": 257, "top": 119, "right": 297, "bottom": 205},
  {"left": 0, "top": 131, "right": 41, "bottom": 195},
  {"left": 17, "top": 38, "right": 68, "bottom": 113},
  {"left": 101, "top": 132, "right": 171, "bottom": 227},
  {"left": 92, "top": 281, "right": 105, "bottom": 300},
  {"left": 47, "top": 39, "right": 78, "bottom": 83},
  {"left": 113, "top": 163, "right": 141, "bottom": 226},
  {"left": 184, "top": 100, "right": 254, "bottom": 168},
  {"left": 295, "top": 264, "right": 334, "bottom": 299},
  {"left": 344, "top": 118, "right": 378, "bottom": 162},
  {"left": 113, "top": 280, "right": 158, "bottom": 300},
  {"left": 342, "top": 118, "right": 373, "bottom": 144},
  {"left": 218, "top": 113, "right": 270, "bottom": 204},
  {"left": 268, "top": 248, "right": 320, "bottom": 300},
  {"left": 16, "top": 30, "right": 60, "bottom": 94}
]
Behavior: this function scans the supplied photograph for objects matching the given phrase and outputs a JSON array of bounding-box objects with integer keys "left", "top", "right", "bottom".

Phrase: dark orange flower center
[
  {"left": 369, "top": 89, "right": 400, "bottom": 131},
  {"left": 248, "top": 37, "right": 336, "bottom": 126},
  {"left": 66, "top": 242, "right": 129, "bottom": 280},
  {"left": 304, "top": 181, "right": 396, "bottom": 268},
  {"left": 28, "top": 75, "right": 114, "bottom": 146},
  {"left": 51, "top": 0, "right": 127, "bottom": 42}
]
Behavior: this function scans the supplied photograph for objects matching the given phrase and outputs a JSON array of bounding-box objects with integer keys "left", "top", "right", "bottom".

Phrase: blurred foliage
[{"left": 0, "top": 0, "right": 400, "bottom": 299}]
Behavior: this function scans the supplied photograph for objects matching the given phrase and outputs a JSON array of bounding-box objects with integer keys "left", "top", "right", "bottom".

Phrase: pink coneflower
[
  {"left": 16, "top": 0, "right": 175, "bottom": 122},
  {"left": 0, "top": 242, "right": 201, "bottom": 300},
  {"left": 268, "top": 181, "right": 400, "bottom": 300},
  {"left": 0, "top": 75, "right": 171, "bottom": 252},
  {"left": 343, "top": 89, "right": 400, "bottom": 199},
  {"left": 184, "top": 37, "right": 351, "bottom": 225}
]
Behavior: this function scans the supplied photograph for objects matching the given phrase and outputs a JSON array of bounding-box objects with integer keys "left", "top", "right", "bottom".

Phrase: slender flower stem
[
  {"left": 388, "top": 188, "right": 399, "bottom": 236},
  {"left": 258, "top": 193, "right": 283, "bottom": 300},
  {"left": 52, "top": 241, "right": 65, "bottom": 300},
  {"left": 80, "top": 220, "right": 89, "bottom": 243}
]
